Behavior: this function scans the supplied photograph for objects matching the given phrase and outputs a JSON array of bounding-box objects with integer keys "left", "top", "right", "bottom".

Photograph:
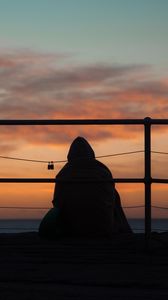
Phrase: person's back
[
  {"left": 39, "top": 136, "right": 132, "bottom": 238},
  {"left": 53, "top": 137, "right": 115, "bottom": 236}
]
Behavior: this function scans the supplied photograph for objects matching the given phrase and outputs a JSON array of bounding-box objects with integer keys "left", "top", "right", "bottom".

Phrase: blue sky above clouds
[{"left": 0, "top": 0, "right": 168, "bottom": 68}]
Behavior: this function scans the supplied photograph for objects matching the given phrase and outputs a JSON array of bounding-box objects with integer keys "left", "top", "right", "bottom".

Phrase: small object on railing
[{"left": 48, "top": 161, "right": 54, "bottom": 170}]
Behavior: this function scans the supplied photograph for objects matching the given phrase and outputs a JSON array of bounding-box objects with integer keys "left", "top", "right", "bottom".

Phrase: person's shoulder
[
  {"left": 93, "top": 159, "right": 113, "bottom": 178},
  {"left": 56, "top": 163, "right": 69, "bottom": 178}
]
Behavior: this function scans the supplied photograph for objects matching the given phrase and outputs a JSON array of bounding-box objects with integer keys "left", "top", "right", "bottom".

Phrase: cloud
[{"left": 0, "top": 49, "right": 168, "bottom": 152}]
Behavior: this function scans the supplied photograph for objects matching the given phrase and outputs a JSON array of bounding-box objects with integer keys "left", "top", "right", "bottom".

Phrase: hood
[{"left": 67, "top": 137, "right": 95, "bottom": 162}]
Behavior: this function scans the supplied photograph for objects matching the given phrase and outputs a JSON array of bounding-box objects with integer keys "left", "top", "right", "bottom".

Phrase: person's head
[{"left": 67, "top": 137, "right": 95, "bottom": 162}]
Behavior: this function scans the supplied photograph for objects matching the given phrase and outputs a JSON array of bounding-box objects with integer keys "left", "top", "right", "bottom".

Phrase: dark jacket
[{"left": 53, "top": 137, "right": 131, "bottom": 236}]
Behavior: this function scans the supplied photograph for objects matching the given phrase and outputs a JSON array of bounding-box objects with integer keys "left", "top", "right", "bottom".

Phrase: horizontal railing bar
[
  {"left": 149, "top": 119, "right": 168, "bottom": 125},
  {"left": 0, "top": 118, "right": 167, "bottom": 126},
  {"left": 0, "top": 227, "right": 167, "bottom": 232},
  {"left": 0, "top": 178, "right": 167, "bottom": 183},
  {"left": 0, "top": 178, "right": 165, "bottom": 183},
  {"left": 152, "top": 178, "right": 168, "bottom": 183},
  {"left": 0, "top": 178, "right": 56, "bottom": 183},
  {"left": 0, "top": 178, "right": 144, "bottom": 183},
  {"left": 0, "top": 119, "right": 145, "bottom": 125}
]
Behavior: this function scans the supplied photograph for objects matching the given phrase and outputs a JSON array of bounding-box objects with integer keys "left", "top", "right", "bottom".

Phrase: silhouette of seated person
[{"left": 39, "top": 137, "right": 132, "bottom": 238}]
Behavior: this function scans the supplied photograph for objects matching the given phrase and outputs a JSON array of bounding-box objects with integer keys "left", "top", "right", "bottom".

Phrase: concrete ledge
[{"left": 0, "top": 232, "right": 168, "bottom": 299}]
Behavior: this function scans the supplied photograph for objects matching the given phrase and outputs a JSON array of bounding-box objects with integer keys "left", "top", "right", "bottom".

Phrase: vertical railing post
[{"left": 144, "top": 117, "right": 152, "bottom": 249}]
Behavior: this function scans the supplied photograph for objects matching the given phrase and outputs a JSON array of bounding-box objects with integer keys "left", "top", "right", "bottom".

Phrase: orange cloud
[
  {"left": 0, "top": 50, "right": 167, "bottom": 219},
  {"left": 0, "top": 50, "right": 168, "bottom": 153}
]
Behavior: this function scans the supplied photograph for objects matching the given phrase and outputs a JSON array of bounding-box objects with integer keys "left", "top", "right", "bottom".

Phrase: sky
[{"left": 0, "top": 0, "right": 168, "bottom": 219}]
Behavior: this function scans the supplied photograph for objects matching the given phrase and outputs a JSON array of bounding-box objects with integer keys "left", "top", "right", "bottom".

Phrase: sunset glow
[{"left": 0, "top": 0, "right": 168, "bottom": 219}]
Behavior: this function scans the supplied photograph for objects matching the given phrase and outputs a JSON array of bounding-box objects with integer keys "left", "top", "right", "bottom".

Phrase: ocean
[{"left": 0, "top": 219, "right": 167, "bottom": 234}]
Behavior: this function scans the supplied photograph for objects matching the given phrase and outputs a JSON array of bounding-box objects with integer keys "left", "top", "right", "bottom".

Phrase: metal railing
[{"left": 0, "top": 117, "right": 168, "bottom": 247}]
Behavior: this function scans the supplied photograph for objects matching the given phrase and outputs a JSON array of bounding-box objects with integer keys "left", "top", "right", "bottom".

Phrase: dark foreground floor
[{"left": 0, "top": 232, "right": 168, "bottom": 300}]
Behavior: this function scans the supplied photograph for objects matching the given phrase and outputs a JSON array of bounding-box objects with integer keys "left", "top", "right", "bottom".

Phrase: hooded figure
[{"left": 39, "top": 137, "right": 131, "bottom": 238}]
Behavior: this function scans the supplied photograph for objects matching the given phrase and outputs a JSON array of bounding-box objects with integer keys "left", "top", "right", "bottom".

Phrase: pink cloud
[{"left": 0, "top": 50, "right": 168, "bottom": 152}]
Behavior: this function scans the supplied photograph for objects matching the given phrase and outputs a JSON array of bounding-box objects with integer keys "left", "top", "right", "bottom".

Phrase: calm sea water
[{"left": 0, "top": 219, "right": 167, "bottom": 233}]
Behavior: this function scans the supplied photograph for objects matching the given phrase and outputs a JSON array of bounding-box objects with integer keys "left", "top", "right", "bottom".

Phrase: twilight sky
[{"left": 0, "top": 0, "right": 168, "bottom": 219}]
